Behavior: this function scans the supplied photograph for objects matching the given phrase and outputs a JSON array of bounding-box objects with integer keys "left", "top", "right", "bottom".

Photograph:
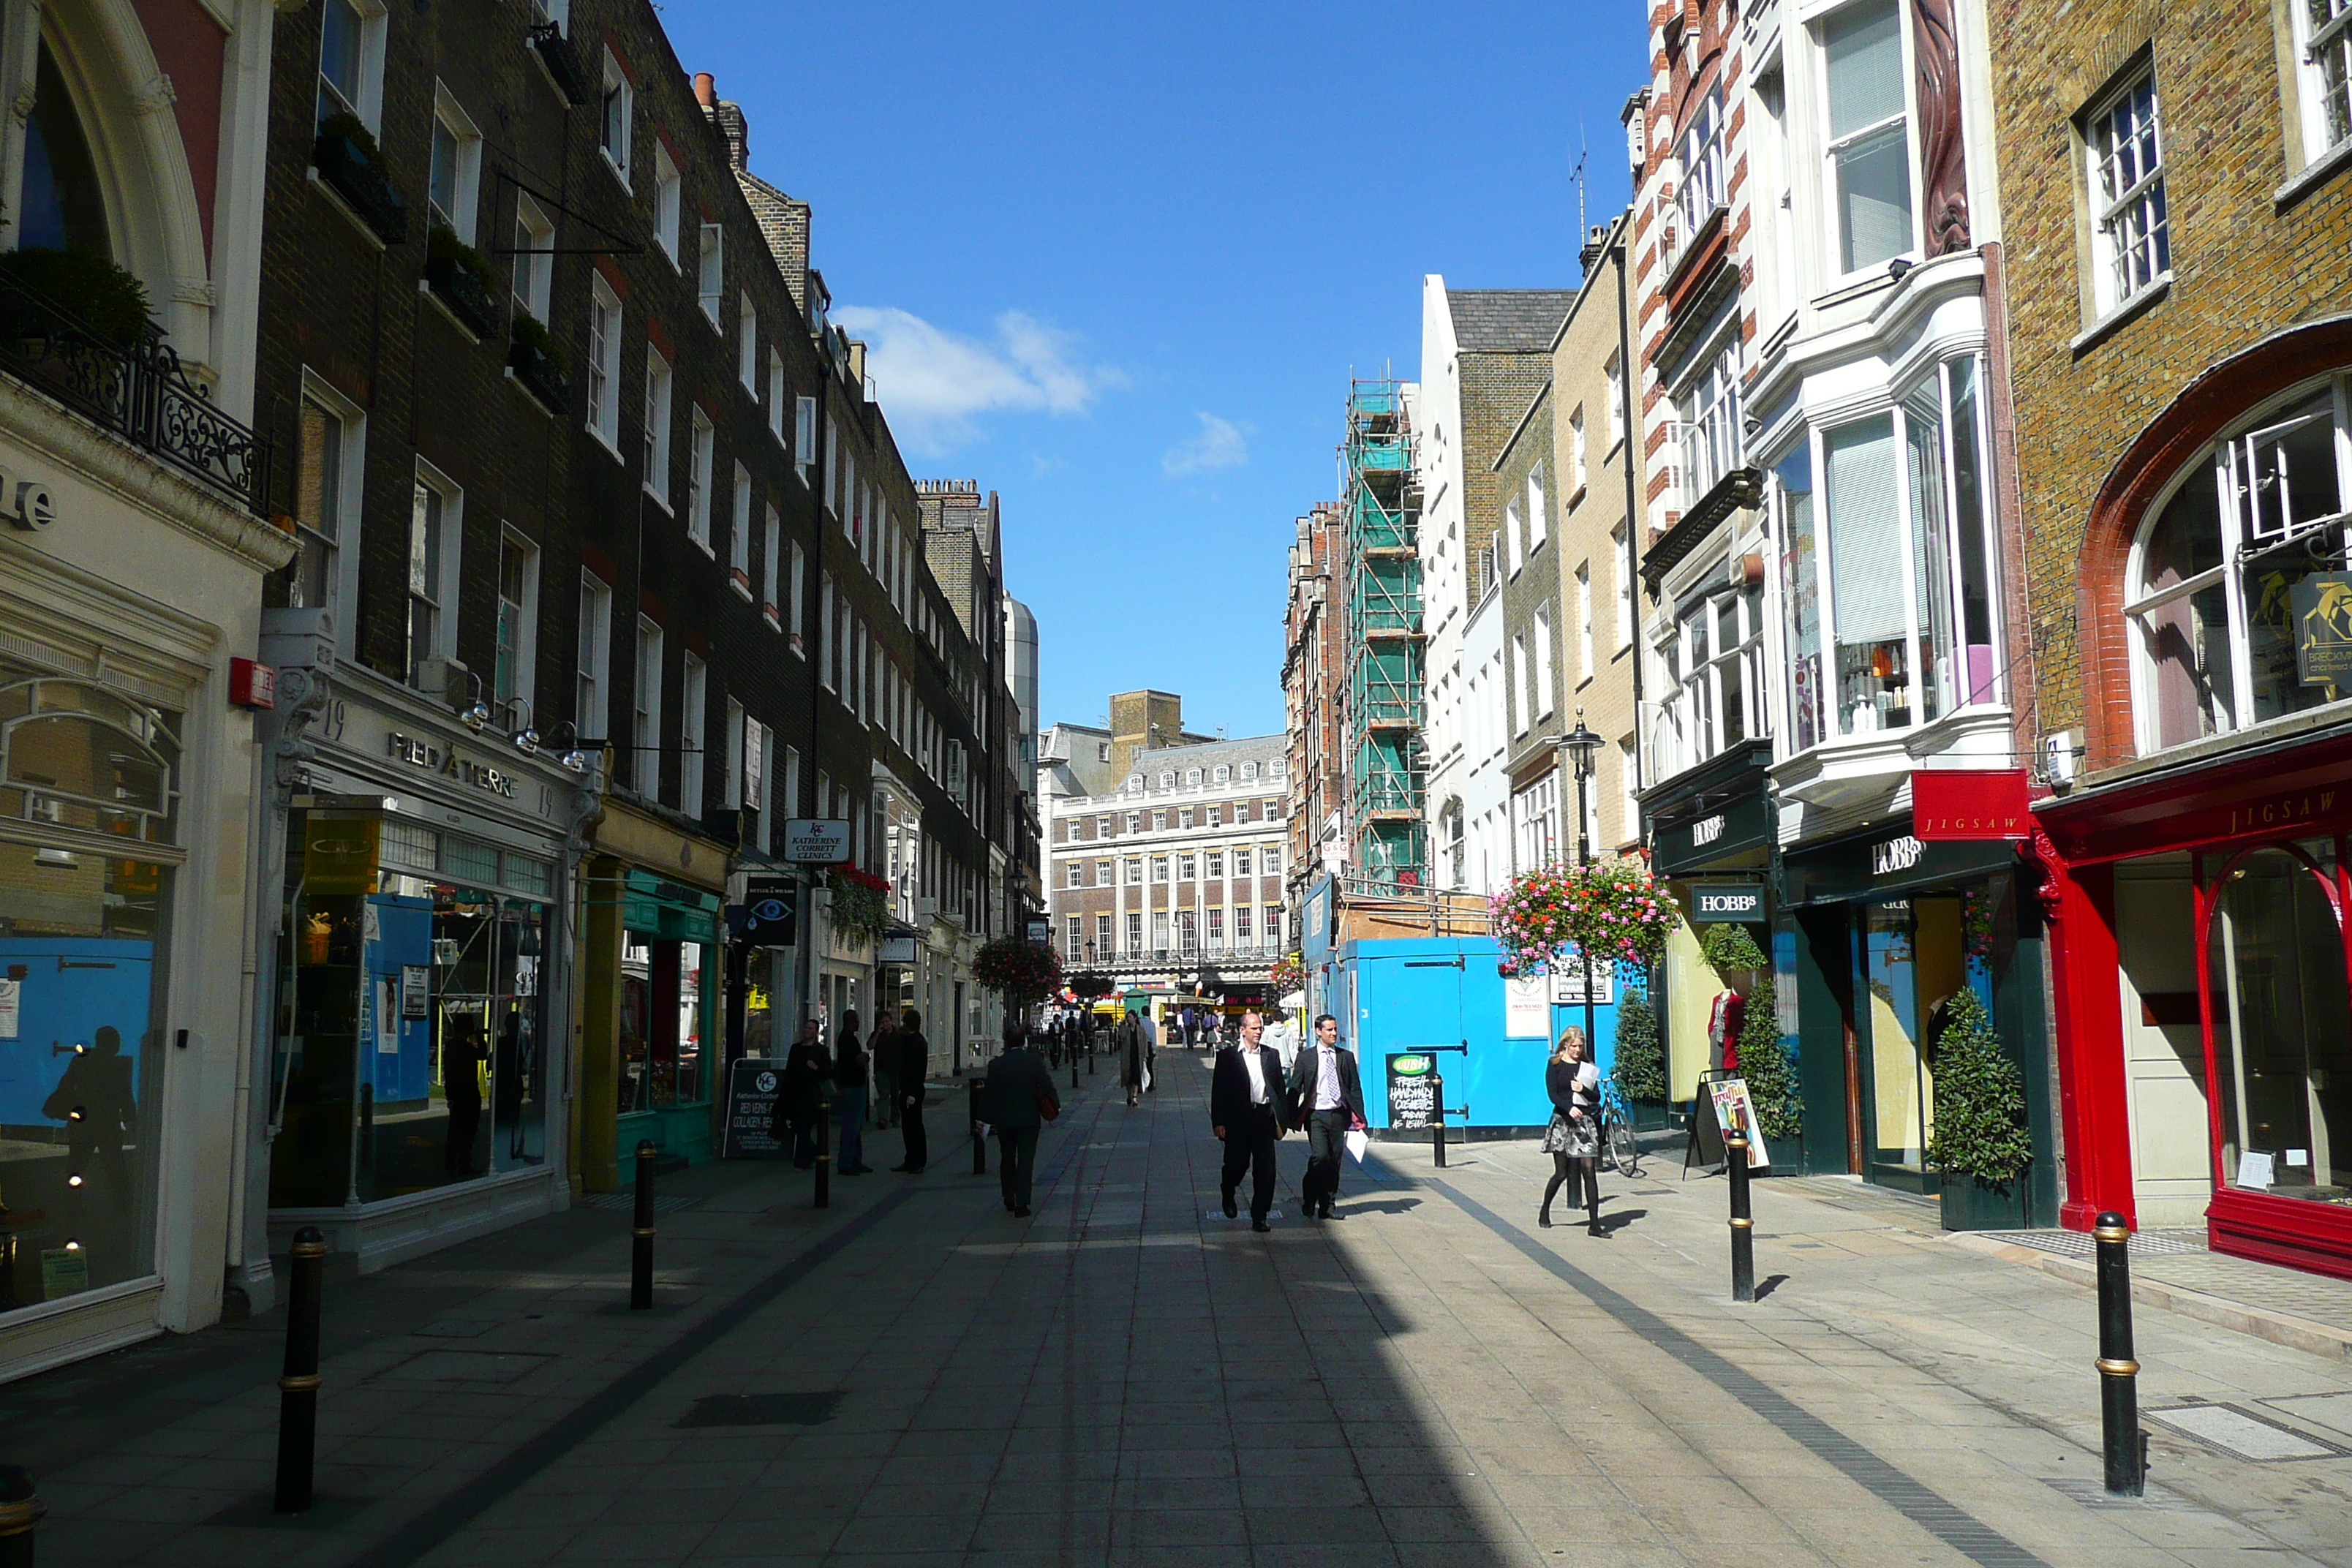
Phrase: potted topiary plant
[{"left": 1928, "top": 987, "right": 2033, "bottom": 1229}]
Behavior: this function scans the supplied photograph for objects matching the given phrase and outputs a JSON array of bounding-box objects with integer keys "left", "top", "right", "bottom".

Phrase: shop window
[
  {"left": 2205, "top": 843, "right": 2351, "bottom": 1204},
  {"left": 1820, "top": 0, "right": 1912, "bottom": 276},
  {"left": 618, "top": 935, "right": 709, "bottom": 1113},
  {"left": 2127, "top": 377, "right": 2352, "bottom": 754},
  {"left": 1774, "top": 354, "right": 1997, "bottom": 751},
  {"left": 269, "top": 815, "right": 551, "bottom": 1209}
]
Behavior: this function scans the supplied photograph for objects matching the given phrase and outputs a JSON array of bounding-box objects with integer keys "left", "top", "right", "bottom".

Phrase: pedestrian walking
[
  {"left": 1288, "top": 1013, "right": 1365, "bottom": 1221},
  {"left": 891, "top": 1007, "right": 932, "bottom": 1173},
  {"left": 1539, "top": 1026, "right": 1604, "bottom": 1235},
  {"left": 783, "top": 1017, "right": 832, "bottom": 1170},
  {"left": 1119, "top": 1011, "right": 1150, "bottom": 1106},
  {"left": 1210, "top": 1010, "right": 1289, "bottom": 1232},
  {"left": 441, "top": 1014, "right": 487, "bottom": 1177},
  {"left": 834, "top": 1011, "right": 871, "bottom": 1174},
  {"left": 982, "top": 1022, "right": 1058, "bottom": 1216}
]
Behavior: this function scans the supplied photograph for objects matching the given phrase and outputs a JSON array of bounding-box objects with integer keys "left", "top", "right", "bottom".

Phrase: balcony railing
[{"left": 0, "top": 270, "right": 270, "bottom": 513}]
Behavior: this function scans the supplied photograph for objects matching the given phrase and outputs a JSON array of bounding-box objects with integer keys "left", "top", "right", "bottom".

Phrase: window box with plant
[
  {"left": 423, "top": 225, "right": 500, "bottom": 340},
  {"left": 507, "top": 311, "right": 567, "bottom": 415},
  {"left": 313, "top": 112, "right": 407, "bottom": 246}
]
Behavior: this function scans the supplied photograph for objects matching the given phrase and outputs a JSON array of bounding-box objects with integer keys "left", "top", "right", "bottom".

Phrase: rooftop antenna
[{"left": 1570, "top": 129, "right": 1591, "bottom": 259}]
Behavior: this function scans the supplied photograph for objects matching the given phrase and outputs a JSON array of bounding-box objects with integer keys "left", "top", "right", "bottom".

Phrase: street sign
[
  {"left": 1689, "top": 883, "right": 1765, "bottom": 923},
  {"left": 1024, "top": 915, "right": 1049, "bottom": 945},
  {"left": 782, "top": 818, "right": 851, "bottom": 862},
  {"left": 739, "top": 877, "right": 796, "bottom": 947},
  {"left": 1386, "top": 1052, "right": 1437, "bottom": 1130}
]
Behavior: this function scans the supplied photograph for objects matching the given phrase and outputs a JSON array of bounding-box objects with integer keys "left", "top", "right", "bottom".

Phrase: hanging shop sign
[
  {"left": 1872, "top": 835, "right": 1925, "bottom": 878},
  {"left": 1025, "top": 915, "right": 1050, "bottom": 945},
  {"left": 781, "top": 818, "right": 851, "bottom": 863},
  {"left": 877, "top": 934, "right": 918, "bottom": 964},
  {"left": 1385, "top": 1052, "right": 1437, "bottom": 1129},
  {"left": 1911, "top": 769, "right": 2032, "bottom": 841},
  {"left": 1548, "top": 962, "right": 1617, "bottom": 1006},
  {"left": 2291, "top": 573, "right": 2352, "bottom": 692},
  {"left": 738, "top": 878, "right": 798, "bottom": 948},
  {"left": 1689, "top": 883, "right": 1766, "bottom": 923}
]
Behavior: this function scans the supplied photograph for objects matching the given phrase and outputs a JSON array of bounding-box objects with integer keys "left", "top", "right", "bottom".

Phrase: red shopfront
[{"left": 2040, "top": 729, "right": 2352, "bottom": 1278}]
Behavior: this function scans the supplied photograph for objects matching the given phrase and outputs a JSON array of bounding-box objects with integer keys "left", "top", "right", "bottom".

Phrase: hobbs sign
[{"left": 1690, "top": 883, "right": 1764, "bottom": 923}]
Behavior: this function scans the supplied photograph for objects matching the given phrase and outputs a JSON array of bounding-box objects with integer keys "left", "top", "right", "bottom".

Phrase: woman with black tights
[{"left": 1539, "top": 1026, "right": 1603, "bottom": 1235}]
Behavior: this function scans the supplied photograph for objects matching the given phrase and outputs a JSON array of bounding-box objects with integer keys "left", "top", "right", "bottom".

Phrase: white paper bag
[{"left": 1345, "top": 1129, "right": 1368, "bottom": 1164}]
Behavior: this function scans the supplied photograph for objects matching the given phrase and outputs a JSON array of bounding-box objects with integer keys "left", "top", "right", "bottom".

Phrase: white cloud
[
  {"left": 1162, "top": 412, "right": 1250, "bottom": 478},
  {"left": 831, "top": 306, "right": 1120, "bottom": 455}
]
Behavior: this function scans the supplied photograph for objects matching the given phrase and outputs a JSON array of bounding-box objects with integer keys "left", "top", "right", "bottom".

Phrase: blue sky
[{"left": 663, "top": 2, "right": 1644, "bottom": 742}]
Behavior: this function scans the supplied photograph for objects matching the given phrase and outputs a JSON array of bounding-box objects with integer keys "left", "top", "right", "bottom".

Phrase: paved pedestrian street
[{"left": 11, "top": 1055, "right": 2352, "bottom": 1568}]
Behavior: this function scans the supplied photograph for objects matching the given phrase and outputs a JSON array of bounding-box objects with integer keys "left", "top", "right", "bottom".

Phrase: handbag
[{"left": 1037, "top": 1090, "right": 1060, "bottom": 1123}]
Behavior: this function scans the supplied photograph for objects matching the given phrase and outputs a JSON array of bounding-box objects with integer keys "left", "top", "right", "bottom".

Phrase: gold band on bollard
[
  {"left": 1729, "top": 1217, "right": 1754, "bottom": 1229},
  {"left": 278, "top": 1373, "right": 323, "bottom": 1392},
  {"left": 292, "top": 1238, "right": 328, "bottom": 1258},
  {"left": 2094, "top": 1222, "right": 2130, "bottom": 1243},
  {"left": 632, "top": 1226, "right": 655, "bottom": 1238},
  {"left": 0, "top": 1497, "right": 48, "bottom": 1534},
  {"left": 2097, "top": 1357, "right": 2140, "bottom": 1377}
]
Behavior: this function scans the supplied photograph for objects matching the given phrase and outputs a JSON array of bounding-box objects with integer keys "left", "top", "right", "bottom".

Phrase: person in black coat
[
  {"left": 781, "top": 1018, "right": 833, "bottom": 1170},
  {"left": 1287, "top": 1013, "right": 1365, "bottom": 1221},
  {"left": 981, "top": 1023, "right": 1059, "bottom": 1215},
  {"left": 891, "top": 1008, "right": 932, "bottom": 1173},
  {"left": 1540, "top": 1026, "right": 1603, "bottom": 1234},
  {"left": 1210, "top": 1011, "right": 1289, "bottom": 1231}
]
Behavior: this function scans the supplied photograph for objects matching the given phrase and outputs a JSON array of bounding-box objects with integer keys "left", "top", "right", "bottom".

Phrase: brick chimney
[
  {"left": 695, "top": 72, "right": 749, "bottom": 170},
  {"left": 700, "top": 69, "right": 807, "bottom": 313}
]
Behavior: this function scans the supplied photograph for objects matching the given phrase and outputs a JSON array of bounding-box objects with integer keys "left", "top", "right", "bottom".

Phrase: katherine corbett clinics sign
[{"left": 1910, "top": 769, "right": 2030, "bottom": 842}]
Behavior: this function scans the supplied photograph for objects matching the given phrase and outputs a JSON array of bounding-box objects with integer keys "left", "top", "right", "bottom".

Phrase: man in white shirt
[
  {"left": 1288, "top": 1014, "right": 1365, "bottom": 1221},
  {"left": 1209, "top": 1011, "right": 1289, "bottom": 1232}
]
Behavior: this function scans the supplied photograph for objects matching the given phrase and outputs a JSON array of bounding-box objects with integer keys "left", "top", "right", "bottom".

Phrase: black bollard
[
  {"left": 1087, "top": 1033, "right": 1095, "bottom": 1074},
  {"left": 274, "top": 1226, "right": 327, "bottom": 1513},
  {"left": 970, "top": 1077, "right": 987, "bottom": 1175},
  {"left": 630, "top": 1139, "right": 656, "bottom": 1310},
  {"left": 0, "top": 1466, "right": 42, "bottom": 1567},
  {"left": 1727, "top": 1133, "right": 1755, "bottom": 1303},
  {"left": 2095, "top": 1211, "right": 2146, "bottom": 1496},
  {"left": 1071, "top": 1045, "right": 1079, "bottom": 1091},
  {"left": 1431, "top": 1071, "right": 1447, "bottom": 1169},
  {"left": 814, "top": 1090, "right": 831, "bottom": 1210}
]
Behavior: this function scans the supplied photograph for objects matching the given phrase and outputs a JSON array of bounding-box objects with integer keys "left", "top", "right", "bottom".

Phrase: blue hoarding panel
[{"left": 0, "top": 938, "right": 153, "bottom": 1127}]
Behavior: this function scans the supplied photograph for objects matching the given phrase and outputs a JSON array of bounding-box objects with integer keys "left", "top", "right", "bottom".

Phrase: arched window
[
  {"left": 2127, "top": 377, "right": 2352, "bottom": 753},
  {"left": 0, "top": 675, "right": 180, "bottom": 843},
  {"left": 20, "top": 42, "right": 110, "bottom": 257}
]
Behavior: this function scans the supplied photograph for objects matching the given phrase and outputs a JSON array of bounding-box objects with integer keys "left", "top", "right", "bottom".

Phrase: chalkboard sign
[
  {"left": 723, "top": 1057, "right": 787, "bottom": 1158},
  {"left": 1386, "top": 1052, "right": 1437, "bottom": 1130}
]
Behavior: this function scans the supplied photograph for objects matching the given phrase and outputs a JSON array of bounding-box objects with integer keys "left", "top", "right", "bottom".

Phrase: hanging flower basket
[
  {"left": 1268, "top": 952, "right": 1304, "bottom": 994},
  {"left": 824, "top": 865, "right": 891, "bottom": 946},
  {"left": 974, "top": 935, "right": 1063, "bottom": 1011},
  {"left": 1490, "top": 857, "right": 1673, "bottom": 975}
]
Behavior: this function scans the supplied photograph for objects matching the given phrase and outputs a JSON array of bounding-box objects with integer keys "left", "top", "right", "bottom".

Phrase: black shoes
[
  {"left": 1251, "top": 1219, "right": 1271, "bottom": 1232},
  {"left": 1015, "top": 1206, "right": 1032, "bottom": 1218},
  {"left": 1538, "top": 1210, "right": 1554, "bottom": 1229},
  {"left": 1222, "top": 1190, "right": 1238, "bottom": 1219},
  {"left": 1321, "top": 1202, "right": 1335, "bottom": 1221}
]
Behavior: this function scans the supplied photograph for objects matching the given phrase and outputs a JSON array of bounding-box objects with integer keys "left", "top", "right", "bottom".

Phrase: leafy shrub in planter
[
  {"left": 0, "top": 247, "right": 152, "bottom": 350},
  {"left": 1927, "top": 988, "right": 2032, "bottom": 1187},
  {"left": 1612, "top": 978, "right": 1667, "bottom": 1106}
]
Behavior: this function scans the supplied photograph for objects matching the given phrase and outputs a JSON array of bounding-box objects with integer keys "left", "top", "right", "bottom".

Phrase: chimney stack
[{"left": 694, "top": 72, "right": 749, "bottom": 169}]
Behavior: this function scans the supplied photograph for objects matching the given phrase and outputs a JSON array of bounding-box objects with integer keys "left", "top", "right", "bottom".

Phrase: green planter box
[{"left": 1940, "top": 1172, "right": 2032, "bottom": 1231}]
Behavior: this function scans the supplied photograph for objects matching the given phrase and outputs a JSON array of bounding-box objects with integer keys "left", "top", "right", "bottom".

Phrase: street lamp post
[{"left": 1559, "top": 707, "right": 1605, "bottom": 1062}]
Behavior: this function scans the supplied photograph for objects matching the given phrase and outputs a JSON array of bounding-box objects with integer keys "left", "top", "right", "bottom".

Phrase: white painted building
[{"left": 1416, "top": 279, "right": 1469, "bottom": 888}]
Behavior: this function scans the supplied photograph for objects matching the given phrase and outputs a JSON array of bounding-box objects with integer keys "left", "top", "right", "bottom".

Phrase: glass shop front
[
  {"left": 0, "top": 668, "right": 178, "bottom": 1316},
  {"left": 268, "top": 810, "right": 554, "bottom": 1207}
]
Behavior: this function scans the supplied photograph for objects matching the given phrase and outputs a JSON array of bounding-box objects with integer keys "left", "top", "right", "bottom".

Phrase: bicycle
[{"left": 1596, "top": 1077, "right": 1641, "bottom": 1178}]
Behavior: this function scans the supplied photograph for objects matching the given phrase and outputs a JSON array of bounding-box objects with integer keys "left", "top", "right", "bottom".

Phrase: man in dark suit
[
  {"left": 981, "top": 1022, "right": 1058, "bottom": 1216},
  {"left": 1288, "top": 1013, "right": 1365, "bottom": 1221},
  {"left": 1210, "top": 1010, "right": 1288, "bottom": 1232}
]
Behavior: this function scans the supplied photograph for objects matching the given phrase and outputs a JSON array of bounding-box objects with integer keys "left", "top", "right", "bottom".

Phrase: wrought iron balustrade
[{"left": 0, "top": 270, "right": 271, "bottom": 513}]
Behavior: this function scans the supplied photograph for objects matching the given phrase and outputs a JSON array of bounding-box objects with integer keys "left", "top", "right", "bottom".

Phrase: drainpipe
[{"left": 1614, "top": 213, "right": 1646, "bottom": 821}]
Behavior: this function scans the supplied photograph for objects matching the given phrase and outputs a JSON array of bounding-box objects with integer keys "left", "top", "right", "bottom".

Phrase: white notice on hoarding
[
  {"left": 0, "top": 976, "right": 18, "bottom": 1039},
  {"left": 1504, "top": 977, "right": 1549, "bottom": 1039},
  {"left": 2236, "top": 1151, "right": 2275, "bottom": 1190}
]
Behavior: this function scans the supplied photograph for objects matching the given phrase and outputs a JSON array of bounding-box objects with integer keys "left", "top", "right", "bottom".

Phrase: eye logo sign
[{"left": 751, "top": 897, "right": 788, "bottom": 923}]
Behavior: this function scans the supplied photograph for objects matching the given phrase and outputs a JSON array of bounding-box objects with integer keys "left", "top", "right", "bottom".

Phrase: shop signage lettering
[
  {"left": 1872, "top": 835, "right": 1924, "bottom": 877},
  {"left": 2225, "top": 788, "right": 2338, "bottom": 837},
  {"left": 0, "top": 459, "right": 58, "bottom": 532},
  {"left": 782, "top": 818, "right": 851, "bottom": 863},
  {"left": 2290, "top": 573, "right": 2352, "bottom": 693},
  {"left": 1911, "top": 769, "right": 2031, "bottom": 841},
  {"left": 1692, "top": 813, "right": 1726, "bottom": 848},
  {"left": 386, "top": 732, "right": 519, "bottom": 799},
  {"left": 1386, "top": 1052, "right": 1437, "bottom": 1130},
  {"left": 1691, "top": 883, "right": 1765, "bottom": 922}
]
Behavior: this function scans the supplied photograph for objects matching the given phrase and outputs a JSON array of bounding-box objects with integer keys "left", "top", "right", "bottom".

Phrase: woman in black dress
[{"left": 1539, "top": 1026, "right": 1602, "bottom": 1234}]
